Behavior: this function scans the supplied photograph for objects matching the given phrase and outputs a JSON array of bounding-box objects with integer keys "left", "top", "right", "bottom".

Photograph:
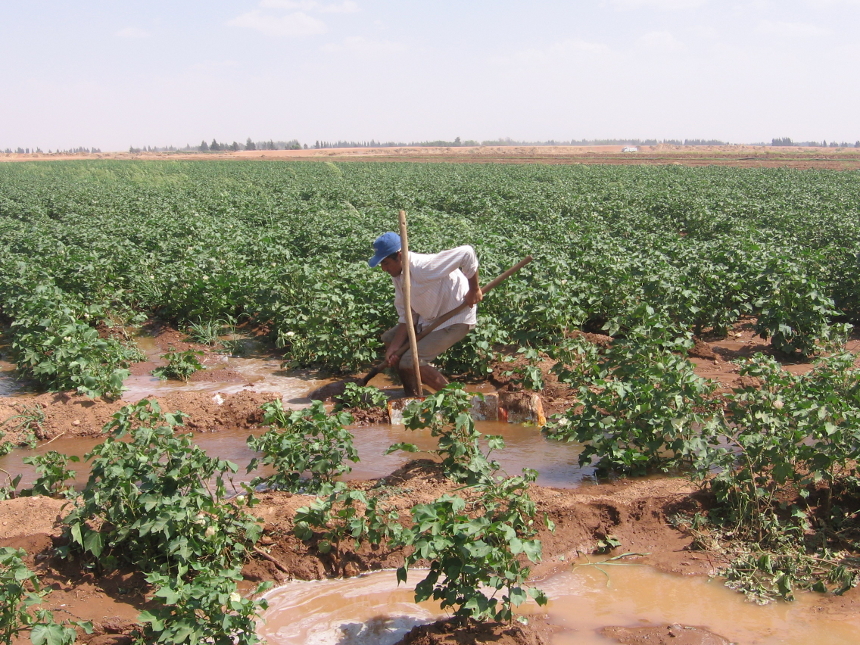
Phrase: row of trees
[
  {"left": 311, "top": 137, "right": 734, "bottom": 149},
  {"left": 128, "top": 145, "right": 179, "bottom": 153},
  {"left": 198, "top": 138, "right": 303, "bottom": 152},
  {"left": 127, "top": 139, "right": 305, "bottom": 154},
  {"left": 771, "top": 137, "right": 860, "bottom": 148},
  {"left": 2, "top": 147, "right": 102, "bottom": 154},
  {"left": 11, "top": 138, "right": 860, "bottom": 156}
]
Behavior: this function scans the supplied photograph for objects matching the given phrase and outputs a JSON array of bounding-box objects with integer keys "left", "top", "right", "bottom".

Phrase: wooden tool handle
[{"left": 402, "top": 254, "right": 534, "bottom": 346}]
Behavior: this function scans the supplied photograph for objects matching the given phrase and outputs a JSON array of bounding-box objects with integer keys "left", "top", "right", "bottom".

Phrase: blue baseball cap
[{"left": 368, "top": 232, "right": 402, "bottom": 268}]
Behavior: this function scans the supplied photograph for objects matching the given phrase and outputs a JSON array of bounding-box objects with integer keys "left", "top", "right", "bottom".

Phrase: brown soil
[
  {"left": 4, "top": 144, "right": 860, "bottom": 170},
  {"left": 0, "top": 389, "right": 278, "bottom": 445},
  {"left": 4, "top": 319, "right": 860, "bottom": 644}
]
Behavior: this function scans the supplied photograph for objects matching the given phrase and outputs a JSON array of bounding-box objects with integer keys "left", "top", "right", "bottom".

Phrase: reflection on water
[
  {"left": 259, "top": 565, "right": 860, "bottom": 645},
  {"left": 347, "top": 420, "right": 590, "bottom": 487},
  {"left": 0, "top": 356, "right": 37, "bottom": 397}
]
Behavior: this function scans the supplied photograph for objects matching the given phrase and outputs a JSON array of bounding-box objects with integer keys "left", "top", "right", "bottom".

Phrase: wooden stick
[
  {"left": 399, "top": 210, "right": 423, "bottom": 396},
  {"left": 253, "top": 545, "right": 291, "bottom": 575},
  {"left": 42, "top": 431, "right": 66, "bottom": 446}
]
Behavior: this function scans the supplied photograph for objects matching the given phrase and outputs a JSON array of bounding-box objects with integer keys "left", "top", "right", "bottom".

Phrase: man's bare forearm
[{"left": 466, "top": 270, "right": 483, "bottom": 306}]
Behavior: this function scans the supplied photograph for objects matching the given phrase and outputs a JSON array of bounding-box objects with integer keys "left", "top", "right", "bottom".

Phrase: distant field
[{"left": 3, "top": 144, "right": 860, "bottom": 170}]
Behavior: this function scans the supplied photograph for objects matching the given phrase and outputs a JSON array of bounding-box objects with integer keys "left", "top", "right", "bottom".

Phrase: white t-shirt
[{"left": 391, "top": 245, "right": 479, "bottom": 330}]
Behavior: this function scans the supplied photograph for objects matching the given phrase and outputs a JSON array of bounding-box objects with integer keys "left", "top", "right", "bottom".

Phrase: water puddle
[
  {"left": 346, "top": 420, "right": 589, "bottom": 486},
  {"left": 123, "top": 335, "right": 326, "bottom": 403},
  {"left": 121, "top": 358, "right": 322, "bottom": 403},
  {"left": 258, "top": 572, "right": 442, "bottom": 645},
  {"left": 0, "top": 354, "right": 38, "bottom": 397},
  {"left": 0, "top": 420, "right": 588, "bottom": 492},
  {"left": 1, "top": 328, "right": 590, "bottom": 492},
  {"left": 544, "top": 563, "right": 860, "bottom": 644},
  {"left": 259, "top": 565, "right": 860, "bottom": 645}
]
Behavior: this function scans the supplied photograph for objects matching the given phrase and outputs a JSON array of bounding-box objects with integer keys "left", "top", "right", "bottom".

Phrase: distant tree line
[
  {"left": 196, "top": 138, "right": 303, "bottom": 152},
  {"left": 2, "top": 146, "right": 103, "bottom": 154},
  {"left": 771, "top": 137, "right": 860, "bottom": 148},
  {"left": 126, "top": 138, "right": 305, "bottom": 154},
  {"left": 10, "top": 136, "right": 860, "bottom": 155},
  {"left": 311, "top": 137, "right": 735, "bottom": 149},
  {"left": 54, "top": 146, "right": 102, "bottom": 153},
  {"left": 128, "top": 145, "right": 178, "bottom": 153},
  {"left": 561, "top": 138, "right": 730, "bottom": 146}
]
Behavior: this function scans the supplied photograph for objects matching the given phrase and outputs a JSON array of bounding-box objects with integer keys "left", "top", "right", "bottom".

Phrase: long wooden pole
[{"left": 398, "top": 210, "right": 423, "bottom": 396}]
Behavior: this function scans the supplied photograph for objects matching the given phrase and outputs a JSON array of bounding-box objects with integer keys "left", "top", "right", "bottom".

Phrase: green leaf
[
  {"left": 83, "top": 530, "right": 103, "bottom": 557},
  {"left": 30, "top": 622, "right": 76, "bottom": 645}
]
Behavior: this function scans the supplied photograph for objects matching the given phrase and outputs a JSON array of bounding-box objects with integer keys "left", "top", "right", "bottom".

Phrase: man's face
[{"left": 379, "top": 253, "right": 402, "bottom": 277}]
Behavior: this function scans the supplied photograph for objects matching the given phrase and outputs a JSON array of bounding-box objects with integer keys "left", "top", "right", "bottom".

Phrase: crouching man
[{"left": 368, "top": 232, "right": 483, "bottom": 396}]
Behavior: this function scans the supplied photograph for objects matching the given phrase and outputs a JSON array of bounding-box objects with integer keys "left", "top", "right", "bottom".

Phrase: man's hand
[
  {"left": 385, "top": 346, "right": 402, "bottom": 367},
  {"left": 465, "top": 286, "right": 483, "bottom": 306},
  {"left": 385, "top": 323, "right": 408, "bottom": 366}
]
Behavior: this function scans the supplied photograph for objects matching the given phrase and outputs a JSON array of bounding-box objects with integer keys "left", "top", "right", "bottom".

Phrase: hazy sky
[{"left": 2, "top": 0, "right": 858, "bottom": 151}]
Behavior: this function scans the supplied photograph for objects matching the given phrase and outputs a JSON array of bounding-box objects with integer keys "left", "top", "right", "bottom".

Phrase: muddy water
[
  {"left": 0, "top": 355, "right": 37, "bottom": 397},
  {"left": 346, "top": 420, "right": 589, "bottom": 486},
  {"left": 123, "top": 336, "right": 325, "bottom": 404},
  {"left": 542, "top": 563, "right": 860, "bottom": 644},
  {"left": 4, "top": 332, "right": 587, "bottom": 488},
  {"left": 5, "top": 338, "right": 858, "bottom": 643},
  {"left": 260, "top": 565, "right": 860, "bottom": 645},
  {"left": 258, "top": 572, "right": 443, "bottom": 645},
  {"left": 0, "top": 420, "right": 588, "bottom": 492},
  {"left": 3, "top": 335, "right": 587, "bottom": 488}
]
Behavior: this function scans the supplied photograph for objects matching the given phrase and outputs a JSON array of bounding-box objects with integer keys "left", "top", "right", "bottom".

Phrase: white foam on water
[{"left": 258, "top": 572, "right": 440, "bottom": 645}]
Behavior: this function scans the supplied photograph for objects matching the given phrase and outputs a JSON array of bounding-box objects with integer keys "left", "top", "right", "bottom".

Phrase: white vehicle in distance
[{"left": 622, "top": 146, "right": 639, "bottom": 153}]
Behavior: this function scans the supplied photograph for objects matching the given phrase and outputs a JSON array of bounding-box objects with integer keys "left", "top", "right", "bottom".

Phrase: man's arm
[{"left": 465, "top": 269, "right": 483, "bottom": 306}]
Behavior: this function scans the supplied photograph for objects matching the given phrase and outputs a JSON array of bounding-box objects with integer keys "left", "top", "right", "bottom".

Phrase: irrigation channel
[
  {"left": 2, "top": 339, "right": 860, "bottom": 644},
  {"left": 258, "top": 566, "right": 860, "bottom": 645}
]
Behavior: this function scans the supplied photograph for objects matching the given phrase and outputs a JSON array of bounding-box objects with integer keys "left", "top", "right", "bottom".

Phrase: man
[{"left": 368, "top": 231, "right": 483, "bottom": 396}]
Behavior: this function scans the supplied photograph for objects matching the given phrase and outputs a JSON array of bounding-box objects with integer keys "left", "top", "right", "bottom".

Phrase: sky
[{"left": 1, "top": 0, "right": 859, "bottom": 151}]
